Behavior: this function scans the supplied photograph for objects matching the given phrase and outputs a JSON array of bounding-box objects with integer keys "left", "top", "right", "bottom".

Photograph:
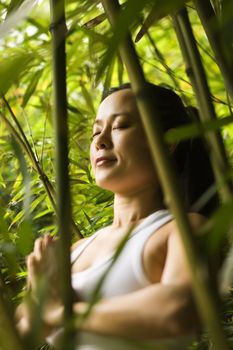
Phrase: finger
[
  {"left": 41, "top": 234, "right": 54, "bottom": 250},
  {"left": 33, "top": 238, "right": 44, "bottom": 259},
  {"left": 15, "top": 302, "right": 26, "bottom": 321},
  {"left": 26, "top": 253, "right": 36, "bottom": 270},
  {"left": 26, "top": 254, "right": 36, "bottom": 287},
  {"left": 26, "top": 253, "right": 42, "bottom": 285}
]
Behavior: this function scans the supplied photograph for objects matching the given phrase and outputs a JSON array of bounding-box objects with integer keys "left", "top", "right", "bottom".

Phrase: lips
[{"left": 96, "top": 156, "right": 116, "bottom": 167}]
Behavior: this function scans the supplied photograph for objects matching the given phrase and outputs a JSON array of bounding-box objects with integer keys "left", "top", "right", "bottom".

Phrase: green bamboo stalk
[
  {"left": 194, "top": 0, "right": 233, "bottom": 102},
  {"left": 49, "top": 1, "right": 74, "bottom": 349},
  {"left": 172, "top": 7, "right": 233, "bottom": 203},
  {"left": 101, "top": 1, "right": 229, "bottom": 349}
]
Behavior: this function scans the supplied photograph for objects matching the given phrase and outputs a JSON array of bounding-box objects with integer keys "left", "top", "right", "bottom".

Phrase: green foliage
[{"left": 0, "top": 0, "right": 233, "bottom": 349}]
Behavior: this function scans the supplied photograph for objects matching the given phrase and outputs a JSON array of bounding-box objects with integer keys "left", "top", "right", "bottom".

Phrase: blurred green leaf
[
  {"left": 199, "top": 200, "right": 233, "bottom": 255},
  {"left": 22, "top": 69, "right": 43, "bottom": 108},
  {"left": 0, "top": 203, "right": 10, "bottom": 241},
  {"left": 0, "top": 241, "right": 18, "bottom": 276},
  {"left": 17, "top": 219, "right": 33, "bottom": 255},
  {"left": 135, "top": 0, "right": 187, "bottom": 42},
  {"left": 11, "top": 137, "right": 32, "bottom": 225},
  {"left": 0, "top": 52, "right": 34, "bottom": 94},
  {"left": 80, "top": 81, "right": 96, "bottom": 115},
  {"left": 165, "top": 115, "right": 233, "bottom": 143}
]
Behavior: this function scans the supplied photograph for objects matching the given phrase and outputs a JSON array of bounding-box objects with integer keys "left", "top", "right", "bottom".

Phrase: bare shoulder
[
  {"left": 167, "top": 212, "right": 207, "bottom": 237},
  {"left": 141, "top": 212, "right": 207, "bottom": 284},
  {"left": 161, "top": 212, "right": 207, "bottom": 285}
]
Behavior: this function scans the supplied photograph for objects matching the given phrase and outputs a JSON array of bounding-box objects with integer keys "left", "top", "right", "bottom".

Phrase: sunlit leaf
[
  {"left": 135, "top": 0, "right": 187, "bottom": 42},
  {"left": 83, "top": 13, "right": 106, "bottom": 29},
  {"left": 22, "top": 69, "right": 43, "bottom": 108},
  {"left": 0, "top": 52, "right": 34, "bottom": 94},
  {"left": 80, "top": 81, "right": 96, "bottom": 114}
]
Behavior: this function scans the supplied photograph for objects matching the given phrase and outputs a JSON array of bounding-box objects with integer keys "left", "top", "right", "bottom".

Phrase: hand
[
  {"left": 27, "top": 234, "right": 62, "bottom": 303},
  {"left": 16, "top": 233, "right": 64, "bottom": 339}
]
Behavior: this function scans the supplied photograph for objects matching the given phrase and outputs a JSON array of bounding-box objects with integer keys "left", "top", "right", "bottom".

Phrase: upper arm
[{"left": 161, "top": 213, "right": 206, "bottom": 286}]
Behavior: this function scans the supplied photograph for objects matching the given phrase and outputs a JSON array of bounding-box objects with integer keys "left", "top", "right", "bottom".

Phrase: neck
[{"left": 112, "top": 186, "right": 163, "bottom": 228}]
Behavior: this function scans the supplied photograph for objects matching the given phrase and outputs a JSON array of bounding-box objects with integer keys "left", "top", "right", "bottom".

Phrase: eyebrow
[{"left": 92, "top": 113, "right": 131, "bottom": 127}]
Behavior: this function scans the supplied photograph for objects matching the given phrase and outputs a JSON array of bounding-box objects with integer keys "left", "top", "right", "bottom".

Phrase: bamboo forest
[{"left": 0, "top": 0, "right": 233, "bottom": 349}]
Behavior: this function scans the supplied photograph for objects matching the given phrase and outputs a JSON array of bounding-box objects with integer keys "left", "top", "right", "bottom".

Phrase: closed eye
[
  {"left": 91, "top": 131, "right": 101, "bottom": 139},
  {"left": 112, "top": 125, "right": 129, "bottom": 130}
]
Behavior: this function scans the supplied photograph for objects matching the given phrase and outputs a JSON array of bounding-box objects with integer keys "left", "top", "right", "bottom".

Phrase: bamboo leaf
[
  {"left": 33, "top": 208, "right": 53, "bottom": 220},
  {"left": 22, "top": 69, "right": 43, "bottom": 108},
  {"left": 0, "top": 52, "right": 34, "bottom": 94},
  {"left": 165, "top": 115, "right": 233, "bottom": 143},
  {"left": 83, "top": 13, "right": 107, "bottom": 29},
  {"left": 135, "top": 0, "right": 187, "bottom": 42},
  {"left": 78, "top": 26, "right": 109, "bottom": 44},
  {"left": 80, "top": 81, "right": 96, "bottom": 115},
  {"left": 10, "top": 210, "right": 25, "bottom": 227},
  {"left": 0, "top": 204, "right": 10, "bottom": 241}
]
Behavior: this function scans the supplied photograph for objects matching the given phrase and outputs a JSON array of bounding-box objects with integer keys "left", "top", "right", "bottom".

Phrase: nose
[{"left": 94, "top": 131, "right": 112, "bottom": 150}]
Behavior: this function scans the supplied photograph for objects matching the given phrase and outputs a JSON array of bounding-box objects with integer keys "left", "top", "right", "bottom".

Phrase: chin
[
  {"left": 95, "top": 177, "right": 123, "bottom": 193},
  {"left": 96, "top": 179, "right": 115, "bottom": 191},
  {"left": 94, "top": 170, "right": 122, "bottom": 190}
]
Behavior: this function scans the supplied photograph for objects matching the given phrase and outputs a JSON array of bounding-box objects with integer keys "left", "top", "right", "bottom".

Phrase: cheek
[
  {"left": 125, "top": 132, "right": 150, "bottom": 157},
  {"left": 89, "top": 144, "right": 95, "bottom": 168},
  {"left": 133, "top": 141, "right": 153, "bottom": 169}
]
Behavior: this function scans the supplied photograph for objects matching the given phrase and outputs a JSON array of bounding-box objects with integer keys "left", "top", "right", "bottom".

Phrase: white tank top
[
  {"left": 71, "top": 209, "right": 173, "bottom": 301},
  {"left": 47, "top": 210, "right": 194, "bottom": 349}
]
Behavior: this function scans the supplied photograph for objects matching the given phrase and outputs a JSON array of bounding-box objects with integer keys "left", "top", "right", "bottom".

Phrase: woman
[{"left": 17, "top": 83, "right": 218, "bottom": 349}]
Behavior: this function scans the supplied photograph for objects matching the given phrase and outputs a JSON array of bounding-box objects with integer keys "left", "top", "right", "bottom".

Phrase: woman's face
[{"left": 90, "top": 88, "right": 159, "bottom": 194}]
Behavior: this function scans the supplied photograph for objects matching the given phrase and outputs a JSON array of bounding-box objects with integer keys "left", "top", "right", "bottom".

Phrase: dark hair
[{"left": 103, "top": 82, "right": 219, "bottom": 217}]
